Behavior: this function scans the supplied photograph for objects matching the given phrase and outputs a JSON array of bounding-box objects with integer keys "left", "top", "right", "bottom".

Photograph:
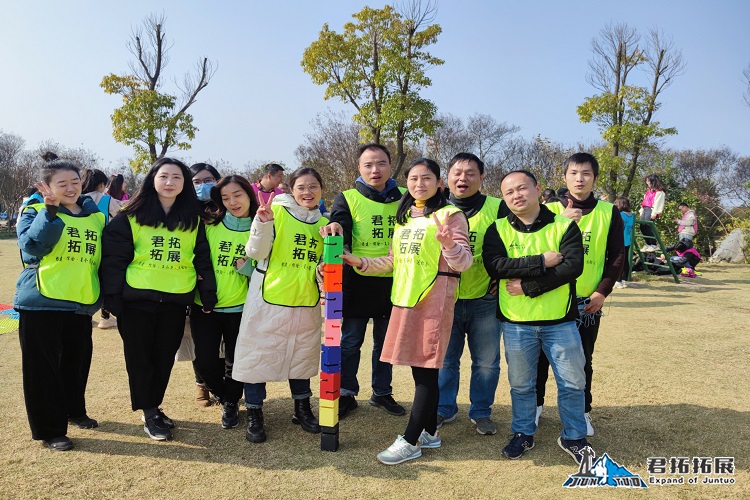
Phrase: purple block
[{"left": 324, "top": 291, "right": 343, "bottom": 319}]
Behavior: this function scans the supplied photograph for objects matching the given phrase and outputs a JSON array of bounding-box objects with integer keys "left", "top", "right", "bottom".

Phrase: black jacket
[
  {"left": 482, "top": 204, "right": 583, "bottom": 325},
  {"left": 101, "top": 213, "right": 217, "bottom": 315},
  {"left": 329, "top": 182, "right": 403, "bottom": 318}
]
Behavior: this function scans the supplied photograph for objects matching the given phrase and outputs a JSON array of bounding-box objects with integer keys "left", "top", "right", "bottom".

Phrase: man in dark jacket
[
  {"left": 328, "top": 144, "right": 406, "bottom": 418},
  {"left": 536, "top": 152, "right": 624, "bottom": 437},
  {"left": 483, "top": 170, "right": 593, "bottom": 465}
]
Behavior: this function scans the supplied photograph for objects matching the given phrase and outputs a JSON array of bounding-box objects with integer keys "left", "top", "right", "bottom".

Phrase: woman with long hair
[
  {"left": 639, "top": 174, "right": 666, "bottom": 252},
  {"left": 190, "top": 175, "right": 258, "bottom": 429},
  {"left": 101, "top": 158, "right": 217, "bottom": 441},
  {"left": 107, "top": 173, "right": 129, "bottom": 202},
  {"left": 15, "top": 159, "right": 106, "bottom": 451},
  {"left": 327, "top": 158, "right": 472, "bottom": 465},
  {"left": 233, "top": 168, "right": 328, "bottom": 444}
]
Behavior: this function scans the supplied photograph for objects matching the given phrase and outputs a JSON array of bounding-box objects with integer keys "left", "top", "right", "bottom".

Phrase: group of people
[{"left": 16, "top": 145, "right": 633, "bottom": 468}]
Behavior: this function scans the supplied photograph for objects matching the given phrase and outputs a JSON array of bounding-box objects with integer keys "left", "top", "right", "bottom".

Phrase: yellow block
[{"left": 319, "top": 406, "right": 339, "bottom": 427}]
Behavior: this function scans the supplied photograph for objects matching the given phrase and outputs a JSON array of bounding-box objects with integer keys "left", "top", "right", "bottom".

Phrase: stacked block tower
[{"left": 320, "top": 235, "right": 344, "bottom": 451}]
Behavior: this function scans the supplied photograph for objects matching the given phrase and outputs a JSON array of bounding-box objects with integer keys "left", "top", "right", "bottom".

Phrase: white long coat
[{"left": 232, "top": 195, "right": 323, "bottom": 384}]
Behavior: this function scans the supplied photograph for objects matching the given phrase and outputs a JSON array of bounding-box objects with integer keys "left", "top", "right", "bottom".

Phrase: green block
[{"left": 323, "top": 236, "right": 343, "bottom": 264}]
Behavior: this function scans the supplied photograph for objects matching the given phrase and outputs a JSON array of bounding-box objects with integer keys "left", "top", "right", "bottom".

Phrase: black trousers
[
  {"left": 189, "top": 309, "right": 243, "bottom": 404},
  {"left": 18, "top": 310, "right": 93, "bottom": 441},
  {"left": 403, "top": 366, "right": 439, "bottom": 445},
  {"left": 640, "top": 208, "right": 657, "bottom": 246},
  {"left": 536, "top": 313, "right": 600, "bottom": 413},
  {"left": 118, "top": 305, "right": 186, "bottom": 411}
]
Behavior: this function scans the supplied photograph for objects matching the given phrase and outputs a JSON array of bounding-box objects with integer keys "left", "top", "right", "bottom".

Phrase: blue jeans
[
  {"left": 340, "top": 317, "right": 392, "bottom": 397},
  {"left": 438, "top": 294, "right": 501, "bottom": 420},
  {"left": 243, "top": 379, "right": 312, "bottom": 409},
  {"left": 503, "top": 321, "right": 587, "bottom": 440}
]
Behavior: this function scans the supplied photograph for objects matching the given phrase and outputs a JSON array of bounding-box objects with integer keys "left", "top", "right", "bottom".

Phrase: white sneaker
[
  {"left": 535, "top": 405, "right": 543, "bottom": 426},
  {"left": 377, "top": 435, "right": 422, "bottom": 465},
  {"left": 585, "top": 412, "right": 595, "bottom": 437},
  {"left": 417, "top": 430, "right": 441, "bottom": 449},
  {"left": 97, "top": 315, "right": 117, "bottom": 329}
]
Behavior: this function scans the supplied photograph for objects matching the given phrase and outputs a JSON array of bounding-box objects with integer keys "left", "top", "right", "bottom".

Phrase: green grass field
[{"left": 0, "top": 238, "right": 748, "bottom": 499}]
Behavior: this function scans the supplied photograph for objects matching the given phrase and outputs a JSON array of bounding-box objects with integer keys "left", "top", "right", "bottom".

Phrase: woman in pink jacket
[{"left": 328, "top": 158, "right": 472, "bottom": 465}]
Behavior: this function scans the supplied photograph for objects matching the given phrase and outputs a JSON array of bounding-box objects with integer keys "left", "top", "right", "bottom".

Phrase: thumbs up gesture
[{"left": 562, "top": 198, "right": 582, "bottom": 222}]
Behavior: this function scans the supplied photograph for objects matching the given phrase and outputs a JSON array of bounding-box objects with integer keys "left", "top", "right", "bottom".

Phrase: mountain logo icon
[{"left": 563, "top": 453, "right": 647, "bottom": 488}]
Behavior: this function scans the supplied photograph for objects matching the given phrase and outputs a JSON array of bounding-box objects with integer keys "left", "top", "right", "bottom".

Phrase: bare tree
[
  {"left": 744, "top": 64, "right": 750, "bottom": 107},
  {"left": 295, "top": 111, "right": 362, "bottom": 204},
  {"left": 424, "top": 113, "right": 519, "bottom": 179},
  {"left": 0, "top": 131, "right": 33, "bottom": 218},
  {"left": 579, "top": 23, "right": 686, "bottom": 198},
  {"left": 101, "top": 13, "right": 216, "bottom": 172}
]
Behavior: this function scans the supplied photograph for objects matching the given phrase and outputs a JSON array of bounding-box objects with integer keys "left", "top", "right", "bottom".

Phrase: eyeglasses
[
  {"left": 192, "top": 177, "right": 216, "bottom": 186},
  {"left": 293, "top": 184, "right": 321, "bottom": 193}
]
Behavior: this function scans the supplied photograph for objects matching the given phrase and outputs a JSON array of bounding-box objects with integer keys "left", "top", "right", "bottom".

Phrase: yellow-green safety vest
[
  {"left": 391, "top": 205, "right": 462, "bottom": 308},
  {"left": 457, "top": 196, "right": 502, "bottom": 300},
  {"left": 495, "top": 214, "right": 573, "bottom": 322},
  {"left": 262, "top": 205, "right": 328, "bottom": 307},
  {"left": 195, "top": 220, "right": 251, "bottom": 308},
  {"left": 126, "top": 217, "right": 199, "bottom": 294},
  {"left": 29, "top": 204, "right": 105, "bottom": 305},
  {"left": 342, "top": 187, "right": 405, "bottom": 278},
  {"left": 547, "top": 200, "right": 612, "bottom": 297}
]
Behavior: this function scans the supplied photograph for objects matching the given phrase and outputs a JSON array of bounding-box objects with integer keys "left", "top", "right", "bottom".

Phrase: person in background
[
  {"left": 190, "top": 175, "right": 257, "bottom": 430},
  {"left": 556, "top": 187, "right": 569, "bottom": 200},
  {"left": 233, "top": 168, "right": 328, "bottom": 444},
  {"left": 189, "top": 162, "right": 223, "bottom": 407},
  {"left": 251, "top": 163, "right": 285, "bottom": 204},
  {"left": 482, "top": 169, "right": 590, "bottom": 464},
  {"left": 278, "top": 182, "right": 291, "bottom": 194},
  {"left": 81, "top": 168, "right": 123, "bottom": 329},
  {"left": 16, "top": 159, "right": 106, "bottom": 451},
  {"left": 437, "top": 152, "right": 508, "bottom": 436},
  {"left": 613, "top": 197, "right": 634, "bottom": 288},
  {"left": 327, "top": 143, "right": 406, "bottom": 420},
  {"left": 107, "top": 174, "right": 130, "bottom": 202},
  {"left": 541, "top": 189, "right": 555, "bottom": 204},
  {"left": 639, "top": 174, "right": 666, "bottom": 252},
  {"left": 101, "top": 158, "right": 217, "bottom": 442},
  {"left": 335, "top": 157, "right": 472, "bottom": 466},
  {"left": 675, "top": 202, "right": 697, "bottom": 243}
]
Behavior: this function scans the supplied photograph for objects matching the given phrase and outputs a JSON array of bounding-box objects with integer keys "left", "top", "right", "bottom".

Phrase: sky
[{"left": 2, "top": 0, "right": 749, "bottom": 173}]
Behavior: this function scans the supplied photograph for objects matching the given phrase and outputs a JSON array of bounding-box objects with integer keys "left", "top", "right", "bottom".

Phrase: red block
[
  {"left": 323, "top": 264, "right": 343, "bottom": 292},
  {"left": 320, "top": 371, "right": 341, "bottom": 400}
]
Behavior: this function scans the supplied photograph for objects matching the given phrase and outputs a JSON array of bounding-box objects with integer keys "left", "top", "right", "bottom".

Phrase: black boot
[
  {"left": 245, "top": 408, "right": 267, "bottom": 443},
  {"left": 292, "top": 398, "right": 321, "bottom": 434},
  {"left": 222, "top": 402, "right": 240, "bottom": 429}
]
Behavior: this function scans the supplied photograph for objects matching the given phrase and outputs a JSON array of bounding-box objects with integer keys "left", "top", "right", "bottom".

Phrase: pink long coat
[{"left": 357, "top": 206, "right": 472, "bottom": 369}]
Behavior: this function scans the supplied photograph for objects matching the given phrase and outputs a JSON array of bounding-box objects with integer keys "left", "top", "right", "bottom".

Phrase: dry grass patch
[{"left": 0, "top": 238, "right": 748, "bottom": 498}]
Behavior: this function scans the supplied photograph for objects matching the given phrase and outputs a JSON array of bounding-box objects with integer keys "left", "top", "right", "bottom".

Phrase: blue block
[
  {"left": 324, "top": 291, "right": 343, "bottom": 319},
  {"left": 321, "top": 362, "right": 341, "bottom": 374},
  {"left": 321, "top": 344, "right": 341, "bottom": 366}
]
